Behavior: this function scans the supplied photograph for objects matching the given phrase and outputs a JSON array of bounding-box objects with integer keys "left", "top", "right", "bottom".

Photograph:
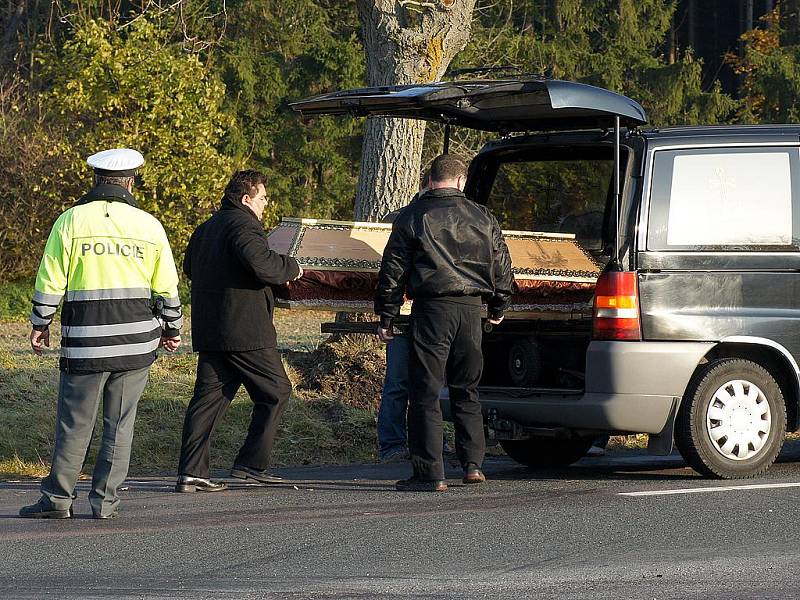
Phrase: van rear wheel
[
  {"left": 500, "top": 435, "right": 594, "bottom": 468},
  {"left": 675, "top": 358, "right": 786, "bottom": 479}
]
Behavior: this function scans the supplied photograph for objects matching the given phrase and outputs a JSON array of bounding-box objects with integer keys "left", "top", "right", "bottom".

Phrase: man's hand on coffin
[
  {"left": 377, "top": 324, "right": 394, "bottom": 343},
  {"left": 293, "top": 265, "right": 304, "bottom": 281},
  {"left": 488, "top": 315, "right": 504, "bottom": 326}
]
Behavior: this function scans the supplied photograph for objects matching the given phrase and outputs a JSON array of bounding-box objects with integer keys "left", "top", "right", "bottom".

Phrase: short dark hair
[
  {"left": 95, "top": 174, "right": 134, "bottom": 188},
  {"left": 429, "top": 154, "right": 467, "bottom": 184},
  {"left": 223, "top": 169, "right": 267, "bottom": 202}
]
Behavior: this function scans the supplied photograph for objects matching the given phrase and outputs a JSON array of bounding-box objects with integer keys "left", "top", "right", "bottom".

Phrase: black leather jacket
[{"left": 375, "top": 187, "right": 514, "bottom": 327}]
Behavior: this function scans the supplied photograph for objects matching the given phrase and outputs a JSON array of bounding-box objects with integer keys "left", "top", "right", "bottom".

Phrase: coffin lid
[{"left": 289, "top": 78, "right": 647, "bottom": 132}]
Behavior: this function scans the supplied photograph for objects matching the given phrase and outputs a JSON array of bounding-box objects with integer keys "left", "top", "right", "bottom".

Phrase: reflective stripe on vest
[
  {"left": 65, "top": 288, "right": 152, "bottom": 301},
  {"left": 61, "top": 338, "right": 161, "bottom": 359},
  {"left": 62, "top": 318, "right": 161, "bottom": 338}
]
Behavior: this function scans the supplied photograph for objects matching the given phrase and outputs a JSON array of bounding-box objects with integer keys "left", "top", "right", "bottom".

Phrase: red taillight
[{"left": 592, "top": 271, "right": 641, "bottom": 341}]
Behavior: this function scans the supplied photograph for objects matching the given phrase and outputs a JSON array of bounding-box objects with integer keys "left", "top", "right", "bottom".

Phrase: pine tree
[{"left": 455, "top": 0, "right": 737, "bottom": 127}]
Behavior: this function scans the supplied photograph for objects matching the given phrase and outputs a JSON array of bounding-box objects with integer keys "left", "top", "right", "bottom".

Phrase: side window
[{"left": 648, "top": 147, "right": 800, "bottom": 250}]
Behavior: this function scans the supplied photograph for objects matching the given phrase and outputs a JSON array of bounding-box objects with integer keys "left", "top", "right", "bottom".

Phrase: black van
[{"left": 292, "top": 78, "right": 800, "bottom": 479}]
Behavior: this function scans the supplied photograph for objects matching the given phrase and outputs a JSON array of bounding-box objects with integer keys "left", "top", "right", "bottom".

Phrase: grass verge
[
  {"left": 0, "top": 279, "right": 34, "bottom": 322},
  {"left": 0, "top": 313, "right": 384, "bottom": 479}
]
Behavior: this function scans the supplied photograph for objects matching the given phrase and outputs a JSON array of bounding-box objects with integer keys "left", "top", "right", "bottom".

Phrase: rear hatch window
[{"left": 487, "top": 157, "right": 613, "bottom": 253}]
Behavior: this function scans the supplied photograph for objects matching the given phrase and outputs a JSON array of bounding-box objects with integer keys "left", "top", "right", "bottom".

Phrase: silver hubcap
[{"left": 706, "top": 379, "right": 771, "bottom": 461}]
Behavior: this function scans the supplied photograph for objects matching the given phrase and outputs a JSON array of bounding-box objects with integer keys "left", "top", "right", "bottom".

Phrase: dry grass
[{"left": 0, "top": 310, "right": 383, "bottom": 479}]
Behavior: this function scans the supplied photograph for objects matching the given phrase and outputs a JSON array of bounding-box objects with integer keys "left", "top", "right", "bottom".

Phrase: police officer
[
  {"left": 375, "top": 154, "right": 514, "bottom": 492},
  {"left": 20, "top": 148, "right": 183, "bottom": 519}
]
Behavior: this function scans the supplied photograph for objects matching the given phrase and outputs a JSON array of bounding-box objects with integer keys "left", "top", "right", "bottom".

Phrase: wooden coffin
[{"left": 267, "top": 218, "right": 601, "bottom": 318}]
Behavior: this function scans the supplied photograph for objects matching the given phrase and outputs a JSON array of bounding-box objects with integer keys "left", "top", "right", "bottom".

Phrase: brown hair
[
  {"left": 223, "top": 169, "right": 267, "bottom": 202},
  {"left": 94, "top": 174, "right": 134, "bottom": 188},
  {"left": 429, "top": 154, "right": 467, "bottom": 184}
]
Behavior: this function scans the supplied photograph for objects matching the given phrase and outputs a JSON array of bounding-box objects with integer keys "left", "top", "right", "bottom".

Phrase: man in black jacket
[
  {"left": 175, "top": 170, "right": 302, "bottom": 493},
  {"left": 375, "top": 154, "right": 514, "bottom": 492}
]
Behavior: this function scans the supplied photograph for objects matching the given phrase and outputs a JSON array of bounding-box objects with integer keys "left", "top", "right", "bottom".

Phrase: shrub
[{"left": 0, "top": 17, "right": 235, "bottom": 282}]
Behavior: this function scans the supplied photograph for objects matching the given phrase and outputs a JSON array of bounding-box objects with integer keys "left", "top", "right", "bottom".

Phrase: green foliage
[
  {"left": 40, "top": 17, "right": 234, "bottom": 244},
  {"left": 489, "top": 160, "right": 612, "bottom": 237},
  {"left": 0, "top": 280, "right": 36, "bottom": 322},
  {"left": 218, "top": 0, "right": 365, "bottom": 224},
  {"left": 1, "top": 15, "right": 234, "bottom": 279},
  {"left": 456, "top": 0, "right": 737, "bottom": 127},
  {"left": 0, "top": 75, "right": 80, "bottom": 280},
  {"left": 726, "top": 9, "right": 800, "bottom": 123}
]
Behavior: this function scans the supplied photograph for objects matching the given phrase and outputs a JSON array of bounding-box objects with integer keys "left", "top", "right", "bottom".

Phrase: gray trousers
[{"left": 41, "top": 367, "right": 149, "bottom": 517}]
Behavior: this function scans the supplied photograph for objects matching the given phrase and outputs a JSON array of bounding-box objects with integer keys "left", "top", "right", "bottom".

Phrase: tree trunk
[
  {"left": 353, "top": 0, "right": 477, "bottom": 222},
  {"left": 667, "top": 11, "right": 676, "bottom": 64},
  {"left": 687, "top": 0, "right": 696, "bottom": 50},
  {"left": 549, "top": 0, "right": 564, "bottom": 32}
]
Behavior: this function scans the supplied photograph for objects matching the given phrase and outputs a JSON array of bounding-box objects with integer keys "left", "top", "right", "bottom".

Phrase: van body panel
[
  {"left": 639, "top": 251, "right": 800, "bottom": 271},
  {"left": 639, "top": 272, "right": 800, "bottom": 351},
  {"left": 473, "top": 341, "right": 710, "bottom": 433},
  {"left": 584, "top": 340, "right": 713, "bottom": 396}
]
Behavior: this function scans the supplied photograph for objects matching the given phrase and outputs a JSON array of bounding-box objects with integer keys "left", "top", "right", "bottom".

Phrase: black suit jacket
[{"left": 184, "top": 199, "right": 299, "bottom": 351}]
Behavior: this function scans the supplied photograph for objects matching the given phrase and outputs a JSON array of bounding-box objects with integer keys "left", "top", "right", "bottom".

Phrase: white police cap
[{"left": 86, "top": 148, "right": 144, "bottom": 176}]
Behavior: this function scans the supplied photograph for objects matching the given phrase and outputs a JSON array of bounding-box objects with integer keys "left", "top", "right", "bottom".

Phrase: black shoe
[
  {"left": 19, "top": 498, "right": 73, "bottom": 519},
  {"left": 175, "top": 475, "right": 228, "bottom": 493},
  {"left": 93, "top": 508, "right": 119, "bottom": 520},
  {"left": 395, "top": 477, "right": 448, "bottom": 492},
  {"left": 230, "top": 464, "right": 284, "bottom": 484},
  {"left": 462, "top": 462, "right": 486, "bottom": 484}
]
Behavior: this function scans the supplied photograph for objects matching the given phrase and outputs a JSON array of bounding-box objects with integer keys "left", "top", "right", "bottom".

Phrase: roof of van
[{"left": 640, "top": 124, "right": 800, "bottom": 140}]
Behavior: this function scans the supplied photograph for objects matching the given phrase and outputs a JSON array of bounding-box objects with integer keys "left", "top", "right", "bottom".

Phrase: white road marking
[{"left": 620, "top": 482, "right": 800, "bottom": 497}]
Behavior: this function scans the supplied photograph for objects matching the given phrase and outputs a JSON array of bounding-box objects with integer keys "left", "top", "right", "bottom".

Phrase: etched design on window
[{"left": 667, "top": 152, "right": 792, "bottom": 246}]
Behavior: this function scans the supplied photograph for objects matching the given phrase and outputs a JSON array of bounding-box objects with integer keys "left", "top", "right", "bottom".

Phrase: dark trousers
[
  {"left": 408, "top": 298, "right": 485, "bottom": 480},
  {"left": 178, "top": 348, "right": 291, "bottom": 477}
]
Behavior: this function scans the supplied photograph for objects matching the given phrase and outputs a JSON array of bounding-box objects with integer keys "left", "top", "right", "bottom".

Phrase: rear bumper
[
  {"left": 473, "top": 340, "right": 714, "bottom": 434},
  {"left": 475, "top": 388, "right": 676, "bottom": 434}
]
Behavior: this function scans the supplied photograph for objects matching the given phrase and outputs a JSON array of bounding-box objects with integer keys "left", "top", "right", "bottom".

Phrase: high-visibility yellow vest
[{"left": 31, "top": 185, "right": 182, "bottom": 373}]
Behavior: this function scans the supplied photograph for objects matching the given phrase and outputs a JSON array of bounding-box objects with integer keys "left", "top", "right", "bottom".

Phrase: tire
[
  {"left": 507, "top": 338, "right": 542, "bottom": 387},
  {"left": 500, "top": 435, "right": 594, "bottom": 468},
  {"left": 675, "top": 358, "right": 786, "bottom": 479}
]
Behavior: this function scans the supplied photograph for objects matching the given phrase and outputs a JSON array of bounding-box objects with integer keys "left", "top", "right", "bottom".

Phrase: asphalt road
[{"left": 3, "top": 444, "right": 800, "bottom": 600}]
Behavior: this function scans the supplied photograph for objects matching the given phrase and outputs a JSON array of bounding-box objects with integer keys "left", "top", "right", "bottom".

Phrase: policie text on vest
[{"left": 80, "top": 241, "right": 145, "bottom": 259}]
